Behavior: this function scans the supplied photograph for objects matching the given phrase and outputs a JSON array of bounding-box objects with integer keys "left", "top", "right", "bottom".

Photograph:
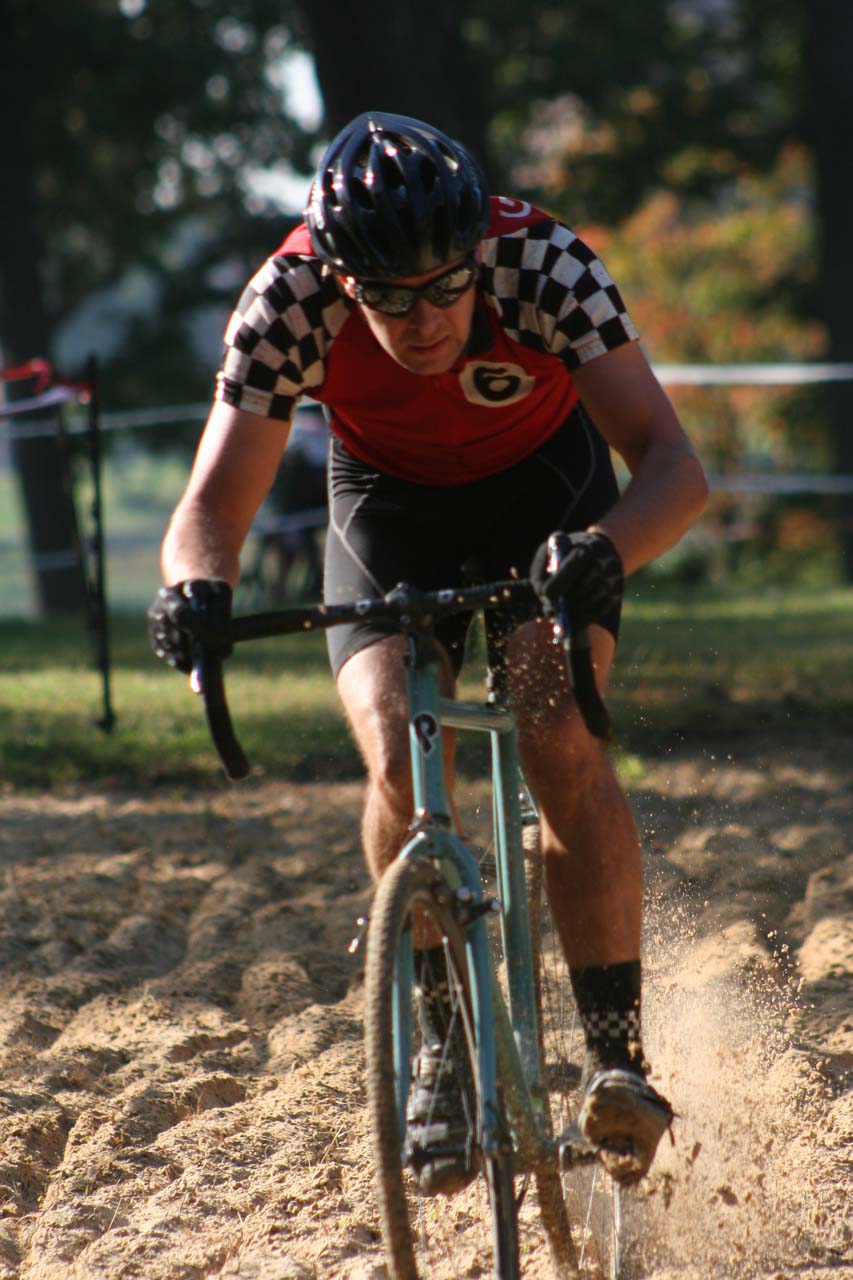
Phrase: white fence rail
[{"left": 1, "top": 363, "right": 853, "bottom": 620}]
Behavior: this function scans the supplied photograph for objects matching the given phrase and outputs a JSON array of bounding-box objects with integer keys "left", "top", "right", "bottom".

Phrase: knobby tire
[{"left": 365, "top": 854, "right": 520, "bottom": 1280}]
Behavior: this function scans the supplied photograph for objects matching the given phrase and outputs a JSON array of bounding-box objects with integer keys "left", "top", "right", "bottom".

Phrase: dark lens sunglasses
[{"left": 353, "top": 256, "right": 478, "bottom": 317}]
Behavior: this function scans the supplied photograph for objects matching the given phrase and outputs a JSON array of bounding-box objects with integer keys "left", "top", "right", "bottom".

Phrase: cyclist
[{"left": 150, "top": 111, "right": 708, "bottom": 1191}]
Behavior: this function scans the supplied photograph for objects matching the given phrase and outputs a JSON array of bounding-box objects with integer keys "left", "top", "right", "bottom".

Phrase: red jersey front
[{"left": 216, "top": 197, "right": 638, "bottom": 485}]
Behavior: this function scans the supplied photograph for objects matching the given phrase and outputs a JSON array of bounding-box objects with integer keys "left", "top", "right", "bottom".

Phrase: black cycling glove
[
  {"left": 148, "top": 579, "right": 233, "bottom": 673},
  {"left": 530, "top": 530, "right": 624, "bottom": 627}
]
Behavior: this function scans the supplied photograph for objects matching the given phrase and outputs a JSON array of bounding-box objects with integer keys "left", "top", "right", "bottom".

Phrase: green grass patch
[
  {"left": 0, "top": 584, "right": 851, "bottom": 790},
  {"left": 612, "top": 582, "right": 853, "bottom": 746},
  {"left": 0, "top": 615, "right": 355, "bottom": 788}
]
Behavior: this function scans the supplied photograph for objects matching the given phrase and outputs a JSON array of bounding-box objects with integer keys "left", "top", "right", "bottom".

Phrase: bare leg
[
  {"left": 506, "top": 618, "right": 641, "bottom": 968},
  {"left": 335, "top": 635, "right": 459, "bottom": 883}
]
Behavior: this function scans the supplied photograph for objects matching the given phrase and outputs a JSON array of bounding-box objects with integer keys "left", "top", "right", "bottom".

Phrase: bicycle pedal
[{"left": 558, "top": 1123, "right": 599, "bottom": 1169}]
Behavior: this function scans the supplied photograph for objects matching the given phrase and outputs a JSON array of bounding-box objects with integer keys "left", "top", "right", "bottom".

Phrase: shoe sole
[{"left": 578, "top": 1076, "right": 672, "bottom": 1186}]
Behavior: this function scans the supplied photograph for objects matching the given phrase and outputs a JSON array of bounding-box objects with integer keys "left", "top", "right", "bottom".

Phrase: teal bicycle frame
[
  {"left": 186, "top": 568, "right": 618, "bottom": 1277},
  {"left": 185, "top": 563, "right": 610, "bottom": 1184},
  {"left": 392, "top": 628, "right": 554, "bottom": 1173}
]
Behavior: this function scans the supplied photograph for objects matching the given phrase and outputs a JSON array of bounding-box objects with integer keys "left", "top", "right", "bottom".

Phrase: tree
[
  {"left": 455, "top": 0, "right": 853, "bottom": 578},
  {"left": 7, "top": 0, "right": 853, "bottom": 605},
  {"left": 294, "top": 1, "right": 491, "bottom": 170},
  {"left": 1, "top": 3, "right": 87, "bottom": 612},
  {"left": 0, "top": 0, "right": 315, "bottom": 612},
  {"left": 804, "top": 0, "right": 853, "bottom": 577}
]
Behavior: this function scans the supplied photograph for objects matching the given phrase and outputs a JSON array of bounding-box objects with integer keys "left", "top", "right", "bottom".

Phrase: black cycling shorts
[{"left": 323, "top": 403, "right": 621, "bottom": 679}]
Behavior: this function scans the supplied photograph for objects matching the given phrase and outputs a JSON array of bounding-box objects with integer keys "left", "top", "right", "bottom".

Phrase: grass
[
  {"left": 612, "top": 581, "right": 853, "bottom": 745},
  {"left": 1, "top": 583, "right": 852, "bottom": 791}
]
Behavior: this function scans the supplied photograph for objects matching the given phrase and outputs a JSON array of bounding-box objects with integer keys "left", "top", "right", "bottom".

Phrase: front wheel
[{"left": 364, "top": 854, "right": 520, "bottom": 1280}]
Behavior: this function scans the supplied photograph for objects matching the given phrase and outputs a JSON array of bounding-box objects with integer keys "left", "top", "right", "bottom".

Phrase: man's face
[{"left": 339, "top": 257, "right": 478, "bottom": 376}]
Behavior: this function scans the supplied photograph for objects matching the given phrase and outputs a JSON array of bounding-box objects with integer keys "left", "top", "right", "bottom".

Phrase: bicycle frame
[
  {"left": 182, "top": 571, "right": 621, "bottom": 1278},
  {"left": 394, "top": 627, "right": 555, "bottom": 1173},
  {"left": 183, "top": 569, "right": 610, "bottom": 1178}
]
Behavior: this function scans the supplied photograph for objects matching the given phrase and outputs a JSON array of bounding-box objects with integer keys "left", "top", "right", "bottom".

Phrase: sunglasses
[{"left": 352, "top": 256, "right": 478, "bottom": 317}]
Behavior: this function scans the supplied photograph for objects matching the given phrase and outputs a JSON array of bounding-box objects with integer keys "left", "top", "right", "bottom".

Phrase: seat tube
[{"left": 491, "top": 722, "right": 541, "bottom": 1089}]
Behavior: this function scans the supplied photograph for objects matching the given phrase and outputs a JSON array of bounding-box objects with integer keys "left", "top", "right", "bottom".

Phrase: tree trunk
[
  {"left": 804, "top": 1, "right": 853, "bottom": 580},
  {"left": 0, "top": 2, "right": 88, "bottom": 615},
  {"left": 295, "top": 0, "right": 495, "bottom": 181}
]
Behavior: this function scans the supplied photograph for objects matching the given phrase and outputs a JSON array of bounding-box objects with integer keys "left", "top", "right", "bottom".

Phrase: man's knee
[
  {"left": 524, "top": 726, "right": 611, "bottom": 815},
  {"left": 367, "top": 729, "right": 414, "bottom": 805}
]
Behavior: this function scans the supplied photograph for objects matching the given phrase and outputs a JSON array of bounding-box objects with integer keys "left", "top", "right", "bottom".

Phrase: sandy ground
[{"left": 0, "top": 731, "right": 850, "bottom": 1279}]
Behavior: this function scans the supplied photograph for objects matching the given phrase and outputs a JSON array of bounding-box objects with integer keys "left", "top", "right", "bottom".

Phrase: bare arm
[
  {"left": 161, "top": 401, "right": 293, "bottom": 586},
  {"left": 571, "top": 342, "right": 709, "bottom": 575}
]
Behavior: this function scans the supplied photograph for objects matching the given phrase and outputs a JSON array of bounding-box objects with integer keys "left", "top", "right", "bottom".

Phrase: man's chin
[{"left": 398, "top": 340, "right": 461, "bottom": 376}]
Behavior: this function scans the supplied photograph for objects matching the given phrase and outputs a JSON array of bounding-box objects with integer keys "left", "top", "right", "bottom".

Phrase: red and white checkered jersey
[{"left": 216, "top": 196, "right": 638, "bottom": 485}]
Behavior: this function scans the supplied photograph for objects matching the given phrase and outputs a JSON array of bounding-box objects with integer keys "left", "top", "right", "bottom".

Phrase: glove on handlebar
[
  {"left": 530, "top": 530, "right": 624, "bottom": 627},
  {"left": 148, "top": 579, "right": 233, "bottom": 673}
]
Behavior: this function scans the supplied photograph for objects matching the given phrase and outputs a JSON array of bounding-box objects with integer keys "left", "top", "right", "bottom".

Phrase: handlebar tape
[
  {"left": 192, "top": 646, "right": 250, "bottom": 781},
  {"left": 567, "top": 626, "right": 612, "bottom": 741}
]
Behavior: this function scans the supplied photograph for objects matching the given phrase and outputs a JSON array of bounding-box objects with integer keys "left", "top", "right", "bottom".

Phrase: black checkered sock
[
  {"left": 570, "top": 960, "right": 645, "bottom": 1083},
  {"left": 415, "top": 946, "right": 455, "bottom": 1046}
]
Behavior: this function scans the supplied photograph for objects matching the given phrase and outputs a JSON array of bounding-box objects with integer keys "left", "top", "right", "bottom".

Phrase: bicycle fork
[{"left": 396, "top": 628, "right": 552, "bottom": 1171}]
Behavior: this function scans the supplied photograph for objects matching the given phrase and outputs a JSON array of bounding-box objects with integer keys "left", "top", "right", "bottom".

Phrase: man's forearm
[
  {"left": 592, "top": 443, "right": 708, "bottom": 577},
  {"left": 160, "top": 497, "right": 244, "bottom": 587}
]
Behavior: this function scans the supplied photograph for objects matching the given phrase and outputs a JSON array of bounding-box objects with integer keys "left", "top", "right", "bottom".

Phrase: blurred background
[{"left": 1, "top": 0, "right": 851, "bottom": 620}]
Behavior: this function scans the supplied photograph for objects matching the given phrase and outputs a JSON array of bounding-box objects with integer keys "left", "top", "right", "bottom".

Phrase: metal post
[{"left": 85, "top": 355, "right": 115, "bottom": 731}]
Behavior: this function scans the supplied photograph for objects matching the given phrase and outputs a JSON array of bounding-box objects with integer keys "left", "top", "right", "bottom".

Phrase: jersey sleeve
[
  {"left": 480, "top": 218, "right": 638, "bottom": 371},
  {"left": 215, "top": 255, "right": 349, "bottom": 421}
]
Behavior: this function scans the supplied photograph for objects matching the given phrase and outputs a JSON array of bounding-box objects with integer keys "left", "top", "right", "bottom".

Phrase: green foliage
[
  {"left": 614, "top": 583, "right": 853, "bottom": 742},
  {"left": 473, "top": 0, "right": 802, "bottom": 223},
  {"left": 1, "top": 0, "right": 816, "bottom": 413},
  {"left": 2, "top": 0, "right": 314, "bottom": 403},
  {"left": 546, "top": 145, "right": 835, "bottom": 588},
  {"left": 579, "top": 146, "right": 825, "bottom": 467}
]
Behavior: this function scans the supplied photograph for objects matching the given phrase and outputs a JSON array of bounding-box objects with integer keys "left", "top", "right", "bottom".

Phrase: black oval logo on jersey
[
  {"left": 473, "top": 365, "right": 522, "bottom": 402},
  {"left": 459, "top": 361, "right": 535, "bottom": 408}
]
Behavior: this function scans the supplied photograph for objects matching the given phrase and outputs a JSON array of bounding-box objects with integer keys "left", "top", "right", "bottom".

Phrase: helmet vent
[
  {"left": 420, "top": 156, "right": 439, "bottom": 192},
  {"left": 396, "top": 206, "right": 417, "bottom": 248},
  {"left": 388, "top": 131, "right": 412, "bottom": 155},
  {"left": 438, "top": 141, "right": 459, "bottom": 171},
  {"left": 431, "top": 205, "right": 450, "bottom": 254},
  {"left": 321, "top": 171, "right": 342, "bottom": 210},
  {"left": 379, "top": 152, "right": 404, "bottom": 188},
  {"left": 351, "top": 178, "right": 374, "bottom": 209}
]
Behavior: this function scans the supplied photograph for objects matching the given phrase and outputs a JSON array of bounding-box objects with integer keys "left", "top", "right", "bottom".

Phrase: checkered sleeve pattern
[
  {"left": 215, "top": 256, "right": 350, "bottom": 421},
  {"left": 479, "top": 219, "right": 638, "bottom": 371}
]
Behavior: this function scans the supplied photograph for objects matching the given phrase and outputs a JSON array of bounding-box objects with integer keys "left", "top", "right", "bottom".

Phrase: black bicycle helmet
[{"left": 306, "top": 111, "right": 491, "bottom": 279}]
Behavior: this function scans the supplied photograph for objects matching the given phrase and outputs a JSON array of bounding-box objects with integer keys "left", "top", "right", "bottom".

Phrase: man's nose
[{"left": 409, "top": 296, "right": 442, "bottom": 327}]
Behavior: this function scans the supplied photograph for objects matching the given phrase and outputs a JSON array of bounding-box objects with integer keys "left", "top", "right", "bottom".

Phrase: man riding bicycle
[{"left": 150, "top": 111, "right": 708, "bottom": 1191}]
